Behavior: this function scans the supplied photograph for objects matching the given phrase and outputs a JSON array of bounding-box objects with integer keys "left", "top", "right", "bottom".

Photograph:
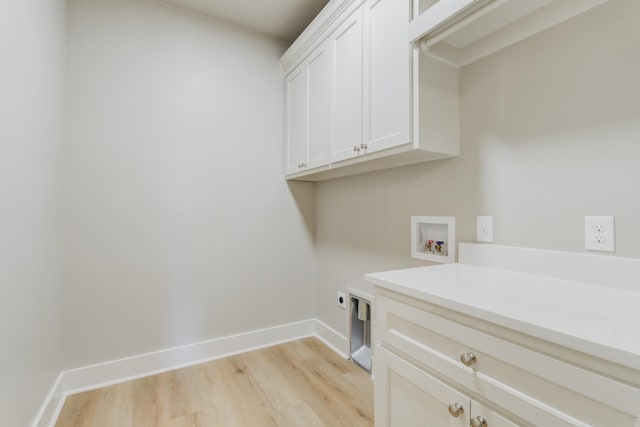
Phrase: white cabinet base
[
  {"left": 370, "top": 269, "right": 640, "bottom": 427},
  {"left": 376, "top": 347, "right": 469, "bottom": 427}
]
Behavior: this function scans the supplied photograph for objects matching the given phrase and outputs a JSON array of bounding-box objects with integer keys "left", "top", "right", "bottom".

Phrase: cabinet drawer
[
  {"left": 376, "top": 346, "right": 526, "bottom": 427},
  {"left": 377, "top": 294, "right": 640, "bottom": 427}
]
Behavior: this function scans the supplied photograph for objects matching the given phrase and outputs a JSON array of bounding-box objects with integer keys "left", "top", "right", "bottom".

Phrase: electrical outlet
[
  {"left": 585, "top": 216, "right": 615, "bottom": 252},
  {"left": 476, "top": 216, "right": 494, "bottom": 243},
  {"left": 337, "top": 291, "right": 347, "bottom": 309}
]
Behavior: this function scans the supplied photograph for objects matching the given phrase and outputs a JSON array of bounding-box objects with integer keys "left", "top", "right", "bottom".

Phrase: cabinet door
[
  {"left": 363, "top": 0, "right": 411, "bottom": 154},
  {"left": 330, "top": 8, "right": 363, "bottom": 163},
  {"left": 285, "top": 64, "right": 308, "bottom": 175},
  {"left": 375, "top": 347, "right": 470, "bottom": 427},
  {"left": 471, "top": 401, "right": 519, "bottom": 427},
  {"left": 306, "top": 41, "right": 331, "bottom": 170}
]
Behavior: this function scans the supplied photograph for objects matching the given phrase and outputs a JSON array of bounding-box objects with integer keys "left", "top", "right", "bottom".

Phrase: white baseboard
[
  {"left": 33, "top": 318, "right": 349, "bottom": 427},
  {"left": 314, "top": 319, "right": 349, "bottom": 359},
  {"left": 31, "top": 373, "right": 64, "bottom": 427}
]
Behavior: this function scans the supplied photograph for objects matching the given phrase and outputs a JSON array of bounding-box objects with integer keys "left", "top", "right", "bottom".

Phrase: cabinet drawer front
[
  {"left": 375, "top": 347, "right": 470, "bottom": 427},
  {"left": 377, "top": 294, "right": 640, "bottom": 427}
]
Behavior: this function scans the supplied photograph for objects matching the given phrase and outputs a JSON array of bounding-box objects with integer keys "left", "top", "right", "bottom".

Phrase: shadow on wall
[
  {"left": 287, "top": 180, "right": 316, "bottom": 242},
  {"left": 462, "top": 0, "right": 639, "bottom": 145},
  {"left": 313, "top": 152, "right": 480, "bottom": 259}
]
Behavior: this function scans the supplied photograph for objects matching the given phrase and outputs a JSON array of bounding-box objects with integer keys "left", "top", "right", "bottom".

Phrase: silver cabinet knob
[
  {"left": 353, "top": 145, "right": 360, "bottom": 152},
  {"left": 360, "top": 143, "right": 368, "bottom": 150},
  {"left": 460, "top": 352, "right": 477, "bottom": 367},
  {"left": 471, "top": 416, "right": 488, "bottom": 427},
  {"left": 447, "top": 403, "right": 464, "bottom": 418}
]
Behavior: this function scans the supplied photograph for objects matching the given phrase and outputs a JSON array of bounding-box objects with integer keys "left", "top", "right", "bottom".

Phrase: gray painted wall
[
  {"left": 0, "top": 0, "right": 65, "bottom": 424},
  {"left": 63, "top": 0, "right": 316, "bottom": 368}
]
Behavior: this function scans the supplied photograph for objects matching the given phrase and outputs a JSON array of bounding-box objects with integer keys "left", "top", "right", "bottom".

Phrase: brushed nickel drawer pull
[
  {"left": 471, "top": 415, "right": 488, "bottom": 427},
  {"left": 448, "top": 403, "right": 464, "bottom": 417},
  {"left": 460, "top": 352, "right": 477, "bottom": 367}
]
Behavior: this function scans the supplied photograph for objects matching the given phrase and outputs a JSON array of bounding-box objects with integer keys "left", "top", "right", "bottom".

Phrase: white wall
[
  {"left": 315, "top": 0, "right": 640, "bottom": 337},
  {"left": 63, "top": 0, "right": 316, "bottom": 368},
  {"left": 0, "top": 0, "right": 65, "bottom": 425}
]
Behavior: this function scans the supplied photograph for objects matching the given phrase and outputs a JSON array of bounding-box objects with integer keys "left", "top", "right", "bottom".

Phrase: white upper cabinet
[
  {"left": 363, "top": 0, "right": 410, "bottom": 155},
  {"left": 330, "top": 0, "right": 412, "bottom": 163},
  {"left": 284, "top": 41, "right": 331, "bottom": 175},
  {"left": 285, "top": 65, "right": 308, "bottom": 175},
  {"left": 307, "top": 41, "right": 331, "bottom": 170},
  {"left": 329, "top": 8, "right": 363, "bottom": 163},
  {"left": 410, "top": 0, "right": 609, "bottom": 68},
  {"left": 281, "top": 0, "right": 460, "bottom": 181}
]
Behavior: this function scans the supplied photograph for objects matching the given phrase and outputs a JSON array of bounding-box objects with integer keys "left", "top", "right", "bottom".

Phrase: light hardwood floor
[{"left": 55, "top": 338, "right": 373, "bottom": 427}]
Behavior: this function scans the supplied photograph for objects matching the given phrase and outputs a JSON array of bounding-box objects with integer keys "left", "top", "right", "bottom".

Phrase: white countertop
[{"left": 365, "top": 263, "right": 640, "bottom": 371}]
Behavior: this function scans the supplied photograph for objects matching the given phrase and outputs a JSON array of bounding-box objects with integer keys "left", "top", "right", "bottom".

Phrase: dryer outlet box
[{"left": 337, "top": 291, "right": 347, "bottom": 309}]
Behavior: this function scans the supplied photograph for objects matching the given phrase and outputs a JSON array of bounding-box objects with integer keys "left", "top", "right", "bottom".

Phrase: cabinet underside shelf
[{"left": 286, "top": 144, "right": 454, "bottom": 181}]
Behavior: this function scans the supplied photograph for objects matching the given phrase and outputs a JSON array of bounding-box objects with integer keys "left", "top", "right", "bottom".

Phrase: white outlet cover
[
  {"left": 337, "top": 291, "right": 347, "bottom": 309},
  {"left": 585, "top": 216, "right": 615, "bottom": 252},
  {"left": 476, "top": 216, "right": 494, "bottom": 243}
]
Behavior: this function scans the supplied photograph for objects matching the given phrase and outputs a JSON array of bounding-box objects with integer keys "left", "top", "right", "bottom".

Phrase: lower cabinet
[
  {"left": 376, "top": 347, "right": 516, "bottom": 427},
  {"left": 373, "top": 289, "right": 640, "bottom": 427},
  {"left": 376, "top": 347, "right": 469, "bottom": 427}
]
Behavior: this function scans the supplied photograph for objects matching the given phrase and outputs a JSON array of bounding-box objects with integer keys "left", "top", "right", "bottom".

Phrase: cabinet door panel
[
  {"left": 375, "top": 347, "right": 469, "bottom": 427},
  {"left": 330, "top": 9, "right": 363, "bottom": 163},
  {"left": 363, "top": 0, "right": 411, "bottom": 153},
  {"left": 285, "top": 66, "right": 308, "bottom": 175},
  {"left": 307, "top": 43, "right": 330, "bottom": 169}
]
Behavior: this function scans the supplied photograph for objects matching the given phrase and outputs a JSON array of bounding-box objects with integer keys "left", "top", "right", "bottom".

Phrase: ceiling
[{"left": 163, "top": 0, "right": 331, "bottom": 42}]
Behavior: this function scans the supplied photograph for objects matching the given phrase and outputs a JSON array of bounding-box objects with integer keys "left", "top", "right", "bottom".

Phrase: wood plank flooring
[{"left": 55, "top": 338, "right": 373, "bottom": 427}]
